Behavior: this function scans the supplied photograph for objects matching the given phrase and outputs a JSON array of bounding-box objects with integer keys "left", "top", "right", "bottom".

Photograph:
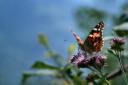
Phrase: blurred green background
[{"left": 0, "top": 0, "right": 128, "bottom": 85}]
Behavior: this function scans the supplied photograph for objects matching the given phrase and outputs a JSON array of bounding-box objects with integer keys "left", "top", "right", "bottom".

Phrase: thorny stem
[
  {"left": 115, "top": 51, "right": 128, "bottom": 85},
  {"left": 96, "top": 67, "right": 111, "bottom": 85}
]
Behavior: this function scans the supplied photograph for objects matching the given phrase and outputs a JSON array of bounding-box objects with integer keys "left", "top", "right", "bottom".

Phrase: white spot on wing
[{"left": 93, "top": 28, "right": 97, "bottom": 31}]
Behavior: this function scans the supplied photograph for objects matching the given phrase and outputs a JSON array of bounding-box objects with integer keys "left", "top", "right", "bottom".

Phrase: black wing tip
[
  {"left": 99, "top": 21, "right": 104, "bottom": 25},
  {"left": 94, "top": 21, "right": 104, "bottom": 28}
]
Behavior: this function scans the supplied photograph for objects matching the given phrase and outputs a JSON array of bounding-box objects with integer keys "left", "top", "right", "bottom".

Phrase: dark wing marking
[{"left": 84, "top": 21, "right": 104, "bottom": 53}]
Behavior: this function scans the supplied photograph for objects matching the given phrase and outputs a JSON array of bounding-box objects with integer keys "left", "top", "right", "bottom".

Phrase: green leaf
[
  {"left": 107, "top": 49, "right": 116, "bottom": 56},
  {"left": 68, "top": 43, "right": 76, "bottom": 54},
  {"left": 43, "top": 51, "right": 55, "bottom": 57},
  {"left": 22, "top": 70, "right": 58, "bottom": 82},
  {"left": 38, "top": 33, "right": 48, "bottom": 46},
  {"left": 117, "top": 12, "right": 128, "bottom": 24},
  {"left": 103, "top": 36, "right": 114, "bottom": 41},
  {"left": 96, "top": 77, "right": 105, "bottom": 85},
  {"left": 22, "top": 72, "right": 31, "bottom": 83},
  {"left": 32, "top": 61, "right": 60, "bottom": 70},
  {"left": 113, "top": 23, "right": 128, "bottom": 36}
]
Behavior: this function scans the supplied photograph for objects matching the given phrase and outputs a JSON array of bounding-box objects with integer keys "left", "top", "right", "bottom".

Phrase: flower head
[
  {"left": 70, "top": 52, "right": 89, "bottom": 68},
  {"left": 70, "top": 52, "right": 86, "bottom": 64},
  {"left": 110, "top": 37, "right": 125, "bottom": 51},
  {"left": 94, "top": 54, "right": 107, "bottom": 68},
  {"left": 70, "top": 52, "right": 107, "bottom": 68}
]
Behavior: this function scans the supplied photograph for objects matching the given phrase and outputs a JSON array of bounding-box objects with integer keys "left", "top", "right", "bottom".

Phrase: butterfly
[{"left": 73, "top": 21, "right": 104, "bottom": 54}]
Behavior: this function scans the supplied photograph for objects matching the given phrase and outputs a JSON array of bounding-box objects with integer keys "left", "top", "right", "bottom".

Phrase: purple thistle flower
[
  {"left": 93, "top": 54, "right": 107, "bottom": 68},
  {"left": 70, "top": 52, "right": 86, "bottom": 64},
  {"left": 110, "top": 37, "right": 125, "bottom": 51},
  {"left": 70, "top": 52, "right": 91, "bottom": 68},
  {"left": 70, "top": 52, "right": 107, "bottom": 68},
  {"left": 112, "top": 37, "right": 125, "bottom": 43}
]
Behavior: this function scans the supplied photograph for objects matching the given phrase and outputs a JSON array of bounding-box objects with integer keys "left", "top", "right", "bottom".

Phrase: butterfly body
[{"left": 73, "top": 21, "right": 104, "bottom": 54}]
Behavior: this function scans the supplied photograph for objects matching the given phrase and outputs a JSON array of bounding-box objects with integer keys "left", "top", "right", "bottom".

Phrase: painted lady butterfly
[{"left": 73, "top": 21, "right": 104, "bottom": 54}]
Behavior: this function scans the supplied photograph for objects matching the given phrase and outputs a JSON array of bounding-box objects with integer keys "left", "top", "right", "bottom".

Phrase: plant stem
[
  {"left": 98, "top": 68, "right": 111, "bottom": 85},
  {"left": 116, "top": 51, "right": 128, "bottom": 85},
  {"left": 105, "top": 79, "right": 111, "bottom": 85}
]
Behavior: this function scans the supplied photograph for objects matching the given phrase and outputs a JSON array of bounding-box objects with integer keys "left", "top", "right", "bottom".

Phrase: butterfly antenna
[{"left": 64, "top": 39, "right": 75, "bottom": 44}]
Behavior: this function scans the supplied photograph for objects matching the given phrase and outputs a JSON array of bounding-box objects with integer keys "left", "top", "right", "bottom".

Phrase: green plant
[{"left": 22, "top": 22, "right": 128, "bottom": 85}]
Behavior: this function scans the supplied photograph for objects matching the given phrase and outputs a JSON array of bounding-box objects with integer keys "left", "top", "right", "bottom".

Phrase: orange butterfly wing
[
  {"left": 84, "top": 21, "right": 104, "bottom": 53},
  {"left": 73, "top": 21, "right": 104, "bottom": 54}
]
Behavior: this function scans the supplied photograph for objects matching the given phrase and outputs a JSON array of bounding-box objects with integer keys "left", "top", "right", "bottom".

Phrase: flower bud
[
  {"left": 110, "top": 37, "right": 125, "bottom": 51},
  {"left": 86, "top": 72, "right": 98, "bottom": 82},
  {"left": 95, "top": 54, "right": 107, "bottom": 68}
]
